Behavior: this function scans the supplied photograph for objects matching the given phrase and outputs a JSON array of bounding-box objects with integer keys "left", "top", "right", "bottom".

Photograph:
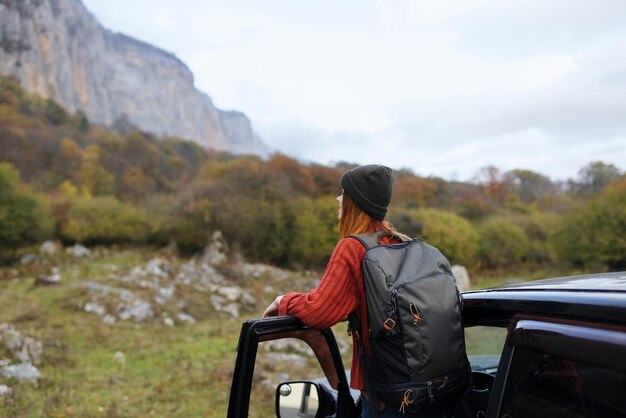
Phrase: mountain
[{"left": 0, "top": 0, "right": 270, "bottom": 156}]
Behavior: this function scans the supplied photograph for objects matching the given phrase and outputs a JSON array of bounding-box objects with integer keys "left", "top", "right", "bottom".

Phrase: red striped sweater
[{"left": 278, "top": 234, "right": 398, "bottom": 390}]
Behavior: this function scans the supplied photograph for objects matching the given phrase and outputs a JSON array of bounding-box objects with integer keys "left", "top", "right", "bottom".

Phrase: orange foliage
[{"left": 393, "top": 176, "right": 438, "bottom": 207}]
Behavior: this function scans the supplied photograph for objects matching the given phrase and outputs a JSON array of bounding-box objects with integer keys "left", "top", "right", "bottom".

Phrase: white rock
[
  {"left": 157, "top": 286, "right": 175, "bottom": 300},
  {"left": 15, "top": 337, "right": 43, "bottom": 365},
  {"left": 202, "top": 230, "right": 228, "bottom": 266},
  {"left": 0, "top": 384, "right": 12, "bottom": 396},
  {"left": 84, "top": 302, "right": 106, "bottom": 316},
  {"left": 113, "top": 351, "right": 126, "bottom": 367},
  {"left": 116, "top": 299, "right": 154, "bottom": 322},
  {"left": 163, "top": 317, "right": 175, "bottom": 327},
  {"left": 218, "top": 286, "right": 243, "bottom": 301},
  {"left": 67, "top": 244, "right": 91, "bottom": 257},
  {"left": 145, "top": 258, "right": 171, "bottom": 278},
  {"left": 264, "top": 339, "right": 309, "bottom": 354},
  {"left": 0, "top": 363, "right": 41, "bottom": 383},
  {"left": 176, "top": 312, "right": 196, "bottom": 324},
  {"left": 35, "top": 273, "right": 61, "bottom": 286},
  {"left": 40, "top": 241, "right": 60, "bottom": 255},
  {"left": 82, "top": 281, "right": 113, "bottom": 294},
  {"left": 19, "top": 253, "right": 37, "bottom": 265},
  {"left": 451, "top": 265, "right": 471, "bottom": 292},
  {"left": 0, "top": 324, "right": 43, "bottom": 365},
  {"left": 265, "top": 353, "right": 308, "bottom": 367},
  {"left": 210, "top": 295, "right": 240, "bottom": 317},
  {"left": 102, "top": 314, "right": 116, "bottom": 325}
]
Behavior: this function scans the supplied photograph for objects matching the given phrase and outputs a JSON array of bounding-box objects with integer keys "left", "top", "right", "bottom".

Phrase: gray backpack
[{"left": 348, "top": 232, "right": 471, "bottom": 415}]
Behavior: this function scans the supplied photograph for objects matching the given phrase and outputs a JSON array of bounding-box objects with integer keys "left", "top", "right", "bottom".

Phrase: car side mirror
[{"left": 276, "top": 381, "right": 335, "bottom": 418}]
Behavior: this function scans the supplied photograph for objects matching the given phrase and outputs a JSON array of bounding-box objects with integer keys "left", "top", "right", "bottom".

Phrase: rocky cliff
[{"left": 0, "top": 0, "right": 270, "bottom": 155}]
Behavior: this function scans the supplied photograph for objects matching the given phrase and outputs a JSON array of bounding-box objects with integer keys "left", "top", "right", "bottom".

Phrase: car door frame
[{"left": 227, "top": 315, "right": 356, "bottom": 417}]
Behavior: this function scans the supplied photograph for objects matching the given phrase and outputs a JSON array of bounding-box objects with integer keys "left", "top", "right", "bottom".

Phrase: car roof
[
  {"left": 461, "top": 271, "right": 626, "bottom": 327},
  {"left": 474, "top": 271, "right": 626, "bottom": 293}
]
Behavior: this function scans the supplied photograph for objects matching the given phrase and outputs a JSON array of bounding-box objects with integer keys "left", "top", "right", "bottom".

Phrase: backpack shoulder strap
[
  {"left": 349, "top": 231, "right": 414, "bottom": 250},
  {"left": 347, "top": 232, "right": 381, "bottom": 250}
]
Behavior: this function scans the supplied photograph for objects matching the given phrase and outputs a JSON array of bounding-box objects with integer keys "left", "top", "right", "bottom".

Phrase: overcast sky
[{"left": 81, "top": 0, "right": 626, "bottom": 181}]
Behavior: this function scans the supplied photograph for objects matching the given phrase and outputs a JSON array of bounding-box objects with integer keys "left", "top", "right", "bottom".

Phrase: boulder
[
  {"left": 144, "top": 258, "right": 171, "bottom": 278},
  {"left": 35, "top": 269, "right": 61, "bottom": 286},
  {"left": 451, "top": 265, "right": 471, "bottom": 292},
  {"left": 176, "top": 312, "right": 196, "bottom": 324},
  {"left": 202, "top": 230, "right": 228, "bottom": 266},
  {"left": 19, "top": 253, "right": 37, "bottom": 265},
  {"left": 116, "top": 299, "right": 154, "bottom": 322},
  {"left": 67, "top": 244, "right": 91, "bottom": 257},
  {"left": 0, "top": 323, "right": 43, "bottom": 365},
  {"left": 0, "top": 363, "right": 41, "bottom": 384},
  {"left": 40, "top": 241, "right": 60, "bottom": 255},
  {"left": 0, "top": 384, "right": 12, "bottom": 396},
  {"left": 84, "top": 302, "right": 106, "bottom": 317}
]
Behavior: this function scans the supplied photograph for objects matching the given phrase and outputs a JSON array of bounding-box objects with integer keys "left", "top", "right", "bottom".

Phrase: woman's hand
[{"left": 262, "top": 295, "right": 284, "bottom": 318}]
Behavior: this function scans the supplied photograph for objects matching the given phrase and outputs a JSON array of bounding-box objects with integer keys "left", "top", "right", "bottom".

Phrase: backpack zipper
[
  {"left": 392, "top": 271, "right": 451, "bottom": 292},
  {"left": 383, "top": 288, "right": 399, "bottom": 331}
]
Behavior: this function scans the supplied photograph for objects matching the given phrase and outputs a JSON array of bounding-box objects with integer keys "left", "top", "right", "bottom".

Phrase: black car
[{"left": 227, "top": 272, "right": 626, "bottom": 417}]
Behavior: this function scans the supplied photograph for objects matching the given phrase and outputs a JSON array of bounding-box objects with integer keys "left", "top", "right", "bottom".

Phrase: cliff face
[{"left": 0, "top": 0, "right": 269, "bottom": 155}]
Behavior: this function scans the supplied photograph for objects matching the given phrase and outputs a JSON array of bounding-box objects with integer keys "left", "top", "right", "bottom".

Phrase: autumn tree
[
  {"left": 508, "top": 169, "right": 555, "bottom": 203},
  {"left": 575, "top": 161, "right": 623, "bottom": 195},
  {"left": 393, "top": 176, "right": 438, "bottom": 208},
  {"left": 77, "top": 145, "right": 114, "bottom": 196},
  {"left": 266, "top": 153, "right": 316, "bottom": 197},
  {"left": 474, "top": 166, "right": 512, "bottom": 205},
  {"left": 0, "top": 162, "right": 52, "bottom": 254}
]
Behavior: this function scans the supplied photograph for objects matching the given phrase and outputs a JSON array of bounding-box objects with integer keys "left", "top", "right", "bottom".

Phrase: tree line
[{"left": 1, "top": 76, "right": 624, "bottom": 271}]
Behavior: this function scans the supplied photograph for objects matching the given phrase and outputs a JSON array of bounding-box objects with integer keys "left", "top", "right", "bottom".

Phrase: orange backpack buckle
[{"left": 383, "top": 318, "right": 396, "bottom": 331}]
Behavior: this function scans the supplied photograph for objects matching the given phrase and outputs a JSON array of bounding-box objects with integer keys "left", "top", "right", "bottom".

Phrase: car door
[
  {"left": 227, "top": 315, "right": 357, "bottom": 418},
  {"left": 485, "top": 315, "right": 626, "bottom": 418}
]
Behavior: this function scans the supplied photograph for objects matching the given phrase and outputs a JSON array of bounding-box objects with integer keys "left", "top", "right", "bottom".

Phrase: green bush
[
  {"left": 140, "top": 194, "right": 180, "bottom": 247},
  {"left": 505, "top": 212, "right": 559, "bottom": 264},
  {"left": 169, "top": 197, "right": 212, "bottom": 255},
  {"left": 236, "top": 199, "right": 294, "bottom": 266},
  {"left": 392, "top": 208, "right": 479, "bottom": 266},
  {"left": 550, "top": 180, "right": 626, "bottom": 269},
  {"left": 478, "top": 218, "right": 530, "bottom": 268},
  {"left": 289, "top": 196, "right": 338, "bottom": 268},
  {"left": 0, "top": 162, "right": 52, "bottom": 253},
  {"left": 202, "top": 192, "right": 294, "bottom": 265},
  {"left": 61, "top": 196, "right": 150, "bottom": 245}
]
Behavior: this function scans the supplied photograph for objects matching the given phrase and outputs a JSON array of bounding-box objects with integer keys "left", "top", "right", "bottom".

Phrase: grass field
[{"left": 0, "top": 248, "right": 569, "bottom": 417}]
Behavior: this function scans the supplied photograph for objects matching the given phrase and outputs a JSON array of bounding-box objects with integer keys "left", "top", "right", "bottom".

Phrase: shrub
[
  {"left": 61, "top": 196, "right": 150, "bottom": 245},
  {"left": 507, "top": 212, "right": 558, "bottom": 264},
  {"left": 0, "top": 162, "right": 52, "bottom": 253},
  {"left": 392, "top": 208, "right": 480, "bottom": 266},
  {"left": 550, "top": 180, "right": 626, "bottom": 269},
  {"left": 169, "top": 197, "right": 212, "bottom": 255},
  {"left": 478, "top": 218, "right": 530, "bottom": 268},
  {"left": 289, "top": 196, "right": 338, "bottom": 268}
]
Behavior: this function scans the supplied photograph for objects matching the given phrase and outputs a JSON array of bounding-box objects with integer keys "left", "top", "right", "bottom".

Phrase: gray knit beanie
[{"left": 340, "top": 164, "right": 394, "bottom": 220}]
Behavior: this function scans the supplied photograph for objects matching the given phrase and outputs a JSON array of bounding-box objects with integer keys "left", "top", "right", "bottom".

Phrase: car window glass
[
  {"left": 464, "top": 326, "right": 507, "bottom": 373},
  {"left": 499, "top": 347, "right": 626, "bottom": 418},
  {"left": 249, "top": 334, "right": 333, "bottom": 417}
]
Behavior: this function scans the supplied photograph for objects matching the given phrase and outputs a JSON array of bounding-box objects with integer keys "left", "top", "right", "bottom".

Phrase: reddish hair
[{"left": 338, "top": 193, "right": 398, "bottom": 238}]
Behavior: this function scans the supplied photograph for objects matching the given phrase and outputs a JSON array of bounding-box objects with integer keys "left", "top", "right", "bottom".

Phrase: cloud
[{"left": 81, "top": 0, "right": 626, "bottom": 181}]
